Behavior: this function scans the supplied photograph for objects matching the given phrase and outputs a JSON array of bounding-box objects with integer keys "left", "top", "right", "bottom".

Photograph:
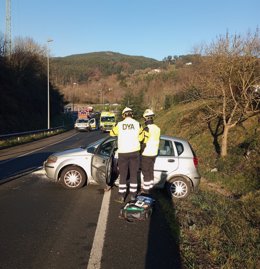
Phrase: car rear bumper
[
  {"left": 75, "top": 127, "right": 89, "bottom": 131},
  {"left": 192, "top": 175, "right": 201, "bottom": 190}
]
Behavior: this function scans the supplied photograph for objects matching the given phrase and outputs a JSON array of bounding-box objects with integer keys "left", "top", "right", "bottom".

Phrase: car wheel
[
  {"left": 60, "top": 166, "right": 86, "bottom": 189},
  {"left": 167, "top": 177, "right": 191, "bottom": 199}
]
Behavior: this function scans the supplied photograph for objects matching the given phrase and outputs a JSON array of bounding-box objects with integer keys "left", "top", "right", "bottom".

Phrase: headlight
[{"left": 46, "top": 155, "right": 58, "bottom": 164}]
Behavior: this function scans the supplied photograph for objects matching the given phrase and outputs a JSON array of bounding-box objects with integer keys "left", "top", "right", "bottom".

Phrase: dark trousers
[
  {"left": 118, "top": 151, "right": 140, "bottom": 195},
  {"left": 141, "top": 155, "right": 156, "bottom": 191}
]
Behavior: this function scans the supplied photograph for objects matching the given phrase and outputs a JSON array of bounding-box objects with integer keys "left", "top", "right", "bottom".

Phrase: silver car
[
  {"left": 74, "top": 119, "right": 90, "bottom": 131},
  {"left": 43, "top": 135, "right": 201, "bottom": 199}
]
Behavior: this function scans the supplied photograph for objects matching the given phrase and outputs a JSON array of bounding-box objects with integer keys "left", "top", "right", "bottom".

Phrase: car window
[
  {"left": 174, "top": 142, "right": 184, "bottom": 156},
  {"left": 158, "top": 139, "right": 175, "bottom": 156},
  {"left": 96, "top": 140, "right": 115, "bottom": 157}
]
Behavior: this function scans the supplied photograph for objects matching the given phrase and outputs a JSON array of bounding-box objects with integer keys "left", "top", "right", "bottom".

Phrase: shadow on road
[
  {"left": 145, "top": 190, "right": 182, "bottom": 269},
  {"left": 102, "top": 188, "right": 182, "bottom": 269},
  {"left": 0, "top": 151, "right": 53, "bottom": 183}
]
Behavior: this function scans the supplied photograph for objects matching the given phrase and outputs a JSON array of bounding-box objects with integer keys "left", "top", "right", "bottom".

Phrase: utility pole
[
  {"left": 47, "top": 39, "right": 53, "bottom": 129},
  {"left": 5, "top": 0, "right": 11, "bottom": 57}
]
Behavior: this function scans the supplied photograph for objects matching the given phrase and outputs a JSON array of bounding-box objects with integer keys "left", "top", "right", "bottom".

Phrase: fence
[{"left": 0, "top": 126, "right": 66, "bottom": 143}]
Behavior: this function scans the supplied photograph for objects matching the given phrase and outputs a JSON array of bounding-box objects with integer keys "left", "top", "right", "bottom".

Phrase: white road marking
[{"left": 87, "top": 190, "right": 111, "bottom": 269}]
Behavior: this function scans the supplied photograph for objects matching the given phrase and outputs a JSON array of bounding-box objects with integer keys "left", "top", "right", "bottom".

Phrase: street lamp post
[
  {"left": 47, "top": 39, "right": 53, "bottom": 129},
  {"left": 72, "top": 82, "right": 78, "bottom": 112},
  {"left": 100, "top": 89, "right": 105, "bottom": 110},
  {"left": 99, "top": 87, "right": 112, "bottom": 110}
]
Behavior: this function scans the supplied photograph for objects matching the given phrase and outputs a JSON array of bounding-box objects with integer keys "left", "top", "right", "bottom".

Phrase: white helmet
[
  {"left": 143, "top": 109, "right": 155, "bottom": 118},
  {"left": 122, "top": 107, "right": 133, "bottom": 115}
]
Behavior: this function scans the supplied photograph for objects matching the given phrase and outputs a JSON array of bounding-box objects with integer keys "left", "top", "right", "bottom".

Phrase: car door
[
  {"left": 91, "top": 137, "right": 117, "bottom": 186},
  {"left": 153, "top": 138, "right": 179, "bottom": 186},
  {"left": 89, "top": 118, "right": 96, "bottom": 130}
]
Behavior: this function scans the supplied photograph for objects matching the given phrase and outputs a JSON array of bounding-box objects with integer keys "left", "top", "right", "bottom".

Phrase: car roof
[
  {"left": 160, "top": 134, "right": 188, "bottom": 143},
  {"left": 76, "top": 118, "right": 88, "bottom": 122},
  {"left": 103, "top": 135, "right": 188, "bottom": 143},
  {"left": 95, "top": 134, "right": 193, "bottom": 156},
  {"left": 103, "top": 134, "right": 188, "bottom": 143}
]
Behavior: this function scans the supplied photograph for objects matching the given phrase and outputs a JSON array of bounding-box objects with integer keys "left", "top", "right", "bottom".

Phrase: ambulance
[{"left": 99, "top": 111, "right": 116, "bottom": 132}]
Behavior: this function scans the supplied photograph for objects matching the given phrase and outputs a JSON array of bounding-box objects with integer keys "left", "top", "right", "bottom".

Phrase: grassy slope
[
  {"left": 154, "top": 102, "right": 260, "bottom": 268},
  {"left": 157, "top": 101, "right": 216, "bottom": 172}
]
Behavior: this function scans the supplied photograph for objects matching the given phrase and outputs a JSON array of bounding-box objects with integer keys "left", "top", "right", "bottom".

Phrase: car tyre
[
  {"left": 166, "top": 177, "right": 191, "bottom": 199},
  {"left": 60, "top": 166, "right": 86, "bottom": 189}
]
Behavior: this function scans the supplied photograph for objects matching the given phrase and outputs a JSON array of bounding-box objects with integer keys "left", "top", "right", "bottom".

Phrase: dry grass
[{"left": 157, "top": 188, "right": 260, "bottom": 269}]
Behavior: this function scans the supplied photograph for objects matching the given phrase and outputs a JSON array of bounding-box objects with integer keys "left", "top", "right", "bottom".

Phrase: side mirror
[{"left": 87, "top": 146, "right": 96, "bottom": 154}]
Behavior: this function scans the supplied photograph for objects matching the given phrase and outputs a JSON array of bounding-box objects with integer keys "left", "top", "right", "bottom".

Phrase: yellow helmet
[
  {"left": 143, "top": 109, "right": 155, "bottom": 118},
  {"left": 122, "top": 107, "right": 133, "bottom": 115}
]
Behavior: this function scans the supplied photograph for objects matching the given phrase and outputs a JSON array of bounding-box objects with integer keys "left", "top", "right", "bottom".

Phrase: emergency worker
[
  {"left": 141, "top": 109, "right": 161, "bottom": 194},
  {"left": 110, "top": 107, "right": 144, "bottom": 203}
]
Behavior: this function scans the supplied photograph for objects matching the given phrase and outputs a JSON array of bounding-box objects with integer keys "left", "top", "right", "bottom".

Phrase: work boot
[
  {"left": 130, "top": 193, "right": 136, "bottom": 201},
  {"left": 114, "top": 195, "right": 124, "bottom": 204},
  {"left": 139, "top": 188, "right": 149, "bottom": 196}
]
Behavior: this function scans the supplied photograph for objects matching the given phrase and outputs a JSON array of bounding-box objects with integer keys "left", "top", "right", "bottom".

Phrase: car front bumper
[{"left": 43, "top": 161, "right": 57, "bottom": 181}]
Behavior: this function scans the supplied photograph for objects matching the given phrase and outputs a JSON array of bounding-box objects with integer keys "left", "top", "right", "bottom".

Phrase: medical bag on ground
[{"left": 119, "top": 195, "right": 155, "bottom": 222}]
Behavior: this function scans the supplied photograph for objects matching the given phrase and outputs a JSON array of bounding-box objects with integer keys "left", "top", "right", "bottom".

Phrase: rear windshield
[{"left": 77, "top": 119, "right": 88, "bottom": 123}]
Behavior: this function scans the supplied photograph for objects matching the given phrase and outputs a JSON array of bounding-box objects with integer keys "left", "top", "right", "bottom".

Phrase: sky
[{"left": 0, "top": 0, "right": 259, "bottom": 60}]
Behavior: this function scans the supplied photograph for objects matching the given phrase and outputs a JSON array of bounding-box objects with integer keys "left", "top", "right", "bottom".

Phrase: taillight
[{"left": 193, "top": 157, "right": 198, "bottom": 167}]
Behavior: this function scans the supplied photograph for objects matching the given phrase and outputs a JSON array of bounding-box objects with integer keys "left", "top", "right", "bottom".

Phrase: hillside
[
  {"left": 157, "top": 100, "right": 260, "bottom": 186},
  {"left": 51, "top": 51, "right": 163, "bottom": 85},
  {"left": 59, "top": 51, "right": 161, "bottom": 68},
  {"left": 154, "top": 102, "right": 259, "bottom": 268},
  {"left": 0, "top": 52, "right": 64, "bottom": 134},
  {"left": 0, "top": 48, "right": 191, "bottom": 134}
]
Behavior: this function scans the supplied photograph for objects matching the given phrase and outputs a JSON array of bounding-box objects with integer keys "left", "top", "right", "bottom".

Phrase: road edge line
[{"left": 87, "top": 190, "right": 111, "bottom": 269}]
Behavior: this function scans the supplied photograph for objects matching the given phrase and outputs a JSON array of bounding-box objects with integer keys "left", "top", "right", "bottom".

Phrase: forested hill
[{"left": 51, "top": 51, "right": 163, "bottom": 85}]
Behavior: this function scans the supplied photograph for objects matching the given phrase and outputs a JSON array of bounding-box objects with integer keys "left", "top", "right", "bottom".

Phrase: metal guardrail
[{"left": 0, "top": 126, "right": 66, "bottom": 141}]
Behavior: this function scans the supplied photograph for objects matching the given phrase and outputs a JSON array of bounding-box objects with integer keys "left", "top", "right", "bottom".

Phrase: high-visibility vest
[
  {"left": 142, "top": 124, "right": 161, "bottom": 156},
  {"left": 110, "top": 117, "right": 144, "bottom": 153}
]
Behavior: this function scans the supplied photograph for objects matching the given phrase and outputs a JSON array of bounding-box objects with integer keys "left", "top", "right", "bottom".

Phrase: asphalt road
[
  {"left": 0, "top": 130, "right": 104, "bottom": 182},
  {"left": 0, "top": 130, "right": 181, "bottom": 269}
]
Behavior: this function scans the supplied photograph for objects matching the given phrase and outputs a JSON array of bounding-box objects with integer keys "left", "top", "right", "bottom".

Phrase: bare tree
[
  {"left": 192, "top": 29, "right": 260, "bottom": 157},
  {"left": 12, "top": 37, "right": 46, "bottom": 56},
  {"left": 0, "top": 33, "right": 5, "bottom": 57}
]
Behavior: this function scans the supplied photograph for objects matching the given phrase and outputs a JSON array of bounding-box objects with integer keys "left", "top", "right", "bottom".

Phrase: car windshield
[
  {"left": 100, "top": 116, "right": 115, "bottom": 122},
  {"left": 83, "top": 137, "right": 108, "bottom": 150}
]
